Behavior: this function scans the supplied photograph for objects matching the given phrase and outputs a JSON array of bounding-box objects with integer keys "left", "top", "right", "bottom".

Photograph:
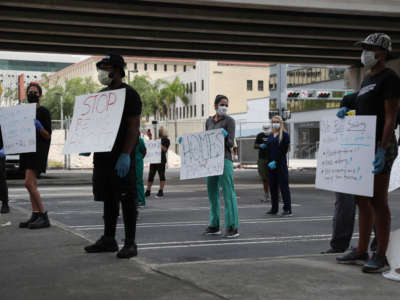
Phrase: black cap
[{"left": 96, "top": 54, "right": 127, "bottom": 77}]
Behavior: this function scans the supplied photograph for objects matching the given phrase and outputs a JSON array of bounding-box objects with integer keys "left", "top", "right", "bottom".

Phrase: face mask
[
  {"left": 27, "top": 93, "right": 39, "bottom": 103},
  {"left": 263, "top": 128, "right": 269, "bottom": 134},
  {"left": 361, "top": 50, "right": 378, "bottom": 69},
  {"left": 98, "top": 70, "right": 113, "bottom": 86},
  {"left": 272, "top": 123, "right": 280, "bottom": 130},
  {"left": 217, "top": 106, "right": 228, "bottom": 116}
]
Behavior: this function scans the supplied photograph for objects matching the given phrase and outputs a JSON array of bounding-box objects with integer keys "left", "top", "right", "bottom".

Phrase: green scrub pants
[
  {"left": 136, "top": 158, "right": 145, "bottom": 205},
  {"left": 206, "top": 159, "right": 239, "bottom": 229}
]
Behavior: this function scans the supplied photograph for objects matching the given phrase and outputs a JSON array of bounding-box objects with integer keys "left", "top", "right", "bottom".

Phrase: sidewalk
[{"left": 1, "top": 206, "right": 399, "bottom": 300}]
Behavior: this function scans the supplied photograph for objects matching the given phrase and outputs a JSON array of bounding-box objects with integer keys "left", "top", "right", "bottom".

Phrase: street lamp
[{"left": 55, "top": 92, "right": 63, "bottom": 129}]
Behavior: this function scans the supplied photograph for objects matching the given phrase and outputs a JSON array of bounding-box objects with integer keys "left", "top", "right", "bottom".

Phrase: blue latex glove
[
  {"left": 178, "top": 137, "right": 182, "bottom": 144},
  {"left": 221, "top": 129, "right": 228, "bottom": 137},
  {"left": 34, "top": 119, "right": 44, "bottom": 131},
  {"left": 336, "top": 107, "right": 350, "bottom": 119},
  {"left": 79, "top": 153, "right": 91, "bottom": 157},
  {"left": 268, "top": 161, "right": 277, "bottom": 170},
  {"left": 259, "top": 143, "right": 267, "bottom": 150},
  {"left": 0, "top": 148, "right": 5, "bottom": 158},
  {"left": 372, "top": 147, "right": 386, "bottom": 174},
  {"left": 114, "top": 153, "right": 131, "bottom": 178}
]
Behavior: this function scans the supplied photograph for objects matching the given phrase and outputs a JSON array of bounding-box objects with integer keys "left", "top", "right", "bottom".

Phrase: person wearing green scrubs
[
  {"left": 204, "top": 94, "right": 239, "bottom": 238},
  {"left": 136, "top": 137, "right": 146, "bottom": 206}
]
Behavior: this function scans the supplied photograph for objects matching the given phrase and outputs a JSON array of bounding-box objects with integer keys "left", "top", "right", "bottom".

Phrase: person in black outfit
[
  {"left": 0, "top": 127, "right": 10, "bottom": 214},
  {"left": 336, "top": 33, "right": 400, "bottom": 273},
  {"left": 83, "top": 54, "right": 142, "bottom": 259},
  {"left": 19, "top": 82, "right": 52, "bottom": 229},
  {"left": 254, "top": 125, "right": 270, "bottom": 203},
  {"left": 145, "top": 127, "right": 170, "bottom": 198}
]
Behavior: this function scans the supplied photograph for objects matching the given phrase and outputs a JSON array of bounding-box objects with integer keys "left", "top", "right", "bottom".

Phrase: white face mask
[
  {"left": 217, "top": 106, "right": 228, "bottom": 116},
  {"left": 272, "top": 123, "right": 280, "bottom": 130},
  {"left": 361, "top": 50, "right": 378, "bottom": 69},
  {"left": 98, "top": 69, "right": 113, "bottom": 86}
]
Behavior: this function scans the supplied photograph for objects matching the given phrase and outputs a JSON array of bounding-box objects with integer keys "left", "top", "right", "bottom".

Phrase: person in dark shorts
[
  {"left": 83, "top": 54, "right": 142, "bottom": 259},
  {"left": 145, "top": 127, "right": 170, "bottom": 198},
  {"left": 19, "top": 82, "right": 52, "bottom": 229},
  {"left": 0, "top": 127, "right": 9, "bottom": 214},
  {"left": 255, "top": 124, "right": 270, "bottom": 203},
  {"left": 336, "top": 33, "right": 400, "bottom": 273}
]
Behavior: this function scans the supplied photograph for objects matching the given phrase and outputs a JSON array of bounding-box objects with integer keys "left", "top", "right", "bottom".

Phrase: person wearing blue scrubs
[
  {"left": 265, "top": 115, "right": 292, "bottom": 216},
  {"left": 204, "top": 95, "right": 239, "bottom": 238},
  {"left": 136, "top": 137, "right": 146, "bottom": 206}
]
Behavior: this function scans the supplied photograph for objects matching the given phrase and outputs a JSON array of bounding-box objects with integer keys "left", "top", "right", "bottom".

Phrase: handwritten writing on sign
[
  {"left": 389, "top": 147, "right": 400, "bottom": 192},
  {"left": 0, "top": 104, "right": 36, "bottom": 154},
  {"left": 63, "top": 88, "right": 126, "bottom": 154},
  {"left": 144, "top": 140, "right": 161, "bottom": 164},
  {"left": 316, "top": 116, "right": 376, "bottom": 197},
  {"left": 180, "top": 129, "right": 225, "bottom": 180}
]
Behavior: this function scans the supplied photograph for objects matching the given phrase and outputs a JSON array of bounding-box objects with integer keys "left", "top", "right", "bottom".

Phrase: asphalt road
[{"left": 8, "top": 169, "right": 400, "bottom": 266}]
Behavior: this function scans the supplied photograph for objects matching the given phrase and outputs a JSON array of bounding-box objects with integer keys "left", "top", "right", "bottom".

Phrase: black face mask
[{"left": 27, "top": 93, "right": 39, "bottom": 103}]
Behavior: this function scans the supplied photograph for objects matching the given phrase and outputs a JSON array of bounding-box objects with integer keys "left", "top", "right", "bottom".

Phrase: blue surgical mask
[
  {"left": 272, "top": 123, "right": 280, "bottom": 130},
  {"left": 217, "top": 106, "right": 228, "bottom": 116},
  {"left": 361, "top": 50, "right": 378, "bottom": 69}
]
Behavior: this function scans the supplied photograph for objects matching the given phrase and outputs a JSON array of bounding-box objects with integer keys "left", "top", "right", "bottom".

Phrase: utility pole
[{"left": 276, "top": 64, "right": 288, "bottom": 117}]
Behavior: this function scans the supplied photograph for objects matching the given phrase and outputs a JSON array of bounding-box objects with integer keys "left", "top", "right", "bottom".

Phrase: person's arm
[
  {"left": 278, "top": 132, "right": 290, "bottom": 161},
  {"left": 121, "top": 115, "right": 140, "bottom": 154},
  {"left": 381, "top": 99, "right": 399, "bottom": 149},
  {"left": 225, "top": 118, "right": 235, "bottom": 149},
  {"left": 254, "top": 134, "right": 261, "bottom": 150}
]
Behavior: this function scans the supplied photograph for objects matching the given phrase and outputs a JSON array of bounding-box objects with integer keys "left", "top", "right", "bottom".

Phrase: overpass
[{"left": 0, "top": 0, "right": 399, "bottom": 65}]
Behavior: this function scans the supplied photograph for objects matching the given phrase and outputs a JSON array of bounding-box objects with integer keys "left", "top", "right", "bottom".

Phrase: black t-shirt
[
  {"left": 355, "top": 68, "right": 400, "bottom": 141},
  {"left": 161, "top": 137, "right": 170, "bottom": 164},
  {"left": 36, "top": 106, "right": 52, "bottom": 152},
  {"left": 93, "top": 83, "right": 142, "bottom": 169},
  {"left": 255, "top": 132, "right": 269, "bottom": 160}
]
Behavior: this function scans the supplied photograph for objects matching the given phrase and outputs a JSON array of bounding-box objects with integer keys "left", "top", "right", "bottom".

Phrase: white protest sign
[
  {"left": 144, "top": 140, "right": 161, "bottom": 164},
  {"left": 316, "top": 116, "right": 376, "bottom": 197},
  {"left": 180, "top": 129, "right": 225, "bottom": 180},
  {"left": 63, "top": 88, "right": 125, "bottom": 154},
  {"left": 0, "top": 104, "right": 36, "bottom": 154},
  {"left": 389, "top": 148, "right": 400, "bottom": 192}
]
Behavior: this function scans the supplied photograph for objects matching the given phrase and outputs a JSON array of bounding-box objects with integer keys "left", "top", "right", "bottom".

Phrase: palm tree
[{"left": 159, "top": 77, "right": 189, "bottom": 152}]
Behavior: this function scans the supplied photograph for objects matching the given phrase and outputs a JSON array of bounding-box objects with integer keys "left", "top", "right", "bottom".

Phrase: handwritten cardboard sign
[
  {"left": 144, "top": 140, "right": 161, "bottom": 164},
  {"left": 63, "top": 88, "right": 125, "bottom": 154},
  {"left": 0, "top": 104, "right": 36, "bottom": 154},
  {"left": 389, "top": 148, "right": 400, "bottom": 192},
  {"left": 180, "top": 129, "right": 225, "bottom": 180},
  {"left": 316, "top": 116, "right": 376, "bottom": 197}
]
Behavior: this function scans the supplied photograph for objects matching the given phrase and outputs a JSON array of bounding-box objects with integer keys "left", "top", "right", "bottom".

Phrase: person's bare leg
[
  {"left": 371, "top": 174, "right": 391, "bottom": 256},
  {"left": 24, "top": 169, "right": 45, "bottom": 213},
  {"left": 263, "top": 180, "right": 269, "bottom": 196},
  {"left": 356, "top": 195, "right": 374, "bottom": 254},
  {"left": 146, "top": 181, "right": 153, "bottom": 191},
  {"left": 160, "top": 180, "right": 166, "bottom": 190}
]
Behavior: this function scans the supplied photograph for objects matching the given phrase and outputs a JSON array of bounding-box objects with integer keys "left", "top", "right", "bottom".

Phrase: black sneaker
[
  {"left": 0, "top": 202, "right": 10, "bottom": 214},
  {"left": 362, "top": 253, "right": 390, "bottom": 273},
  {"left": 224, "top": 227, "right": 240, "bottom": 238},
  {"left": 145, "top": 190, "right": 151, "bottom": 197},
  {"left": 156, "top": 190, "right": 164, "bottom": 198},
  {"left": 281, "top": 211, "right": 292, "bottom": 217},
  {"left": 28, "top": 212, "right": 51, "bottom": 229},
  {"left": 204, "top": 226, "right": 221, "bottom": 235},
  {"left": 336, "top": 248, "right": 369, "bottom": 265},
  {"left": 19, "top": 212, "right": 40, "bottom": 228},
  {"left": 265, "top": 210, "right": 278, "bottom": 216},
  {"left": 117, "top": 241, "right": 138, "bottom": 259},
  {"left": 85, "top": 236, "right": 119, "bottom": 253},
  {"left": 321, "top": 248, "right": 346, "bottom": 254}
]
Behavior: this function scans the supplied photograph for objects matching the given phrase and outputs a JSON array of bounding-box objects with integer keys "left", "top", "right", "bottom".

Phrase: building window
[
  {"left": 175, "top": 108, "right": 178, "bottom": 119},
  {"left": 190, "top": 83, "right": 193, "bottom": 94},
  {"left": 164, "top": 64, "right": 167, "bottom": 72},
  {"left": 154, "top": 64, "right": 157, "bottom": 71},
  {"left": 184, "top": 65, "right": 187, "bottom": 72},
  {"left": 194, "top": 105, "right": 197, "bottom": 117},
  {"left": 183, "top": 106, "right": 186, "bottom": 119},
  {"left": 179, "top": 107, "right": 182, "bottom": 119},
  {"left": 193, "top": 65, "right": 196, "bottom": 69},
  {"left": 201, "top": 104, "right": 204, "bottom": 117},
  {"left": 201, "top": 80, "right": 204, "bottom": 91},
  {"left": 194, "top": 82, "right": 196, "bottom": 92},
  {"left": 258, "top": 80, "right": 264, "bottom": 91},
  {"left": 247, "top": 80, "right": 253, "bottom": 91},
  {"left": 134, "top": 63, "right": 137, "bottom": 70},
  {"left": 144, "top": 63, "right": 147, "bottom": 71},
  {"left": 190, "top": 106, "right": 193, "bottom": 118},
  {"left": 186, "top": 83, "right": 189, "bottom": 94},
  {"left": 174, "top": 65, "right": 177, "bottom": 72}
]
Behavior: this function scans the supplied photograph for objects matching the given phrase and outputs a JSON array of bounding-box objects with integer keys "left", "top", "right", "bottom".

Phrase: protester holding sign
[
  {"left": 136, "top": 137, "right": 146, "bottom": 206},
  {"left": 0, "top": 127, "right": 9, "bottom": 214},
  {"left": 145, "top": 127, "right": 170, "bottom": 198},
  {"left": 204, "top": 95, "right": 239, "bottom": 238},
  {"left": 265, "top": 116, "right": 292, "bottom": 216},
  {"left": 336, "top": 33, "right": 400, "bottom": 273},
  {"left": 84, "top": 54, "right": 142, "bottom": 259},
  {"left": 18, "top": 82, "right": 52, "bottom": 229}
]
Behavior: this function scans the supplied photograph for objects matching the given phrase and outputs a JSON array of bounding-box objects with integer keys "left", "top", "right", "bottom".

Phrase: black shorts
[
  {"left": 92, "top": 166, "right": 137, "bottom": 202},
  {"left": 148, "top": 163, "right": 166, "bottom": 182}
]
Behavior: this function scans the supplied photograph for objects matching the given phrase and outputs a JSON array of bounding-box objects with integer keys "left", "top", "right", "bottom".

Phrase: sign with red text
[{"left": 63, "top": 88, "right": 126, "bottom": 154}]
